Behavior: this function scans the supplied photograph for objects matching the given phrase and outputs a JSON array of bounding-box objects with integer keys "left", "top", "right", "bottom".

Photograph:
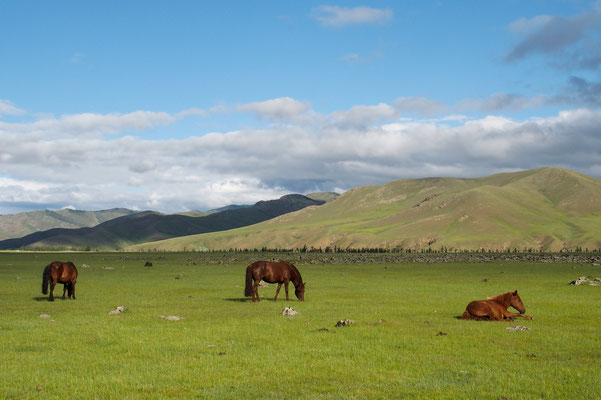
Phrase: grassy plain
[{"left": 1, "top": 252, "right": 600, "bottom": 399}]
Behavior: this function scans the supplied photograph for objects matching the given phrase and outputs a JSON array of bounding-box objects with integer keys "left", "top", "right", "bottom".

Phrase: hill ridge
[{"left": 128, "top": 167, "right": 601, "bottom": 252}]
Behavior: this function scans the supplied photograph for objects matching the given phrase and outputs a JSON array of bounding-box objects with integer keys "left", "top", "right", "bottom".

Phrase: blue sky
[{"left": 1, "top": 1, "right": 601, "bottom": 213}]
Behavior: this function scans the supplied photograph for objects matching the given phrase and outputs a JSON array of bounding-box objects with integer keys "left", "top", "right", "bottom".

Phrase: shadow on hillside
[{"left": 223, "top": 298, "right": 252, "bottom": 302}]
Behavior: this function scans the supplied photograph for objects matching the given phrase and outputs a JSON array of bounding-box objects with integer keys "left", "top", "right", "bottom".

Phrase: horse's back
[{"left": 50, "top": 261, "right": 78, "bottom": 282}]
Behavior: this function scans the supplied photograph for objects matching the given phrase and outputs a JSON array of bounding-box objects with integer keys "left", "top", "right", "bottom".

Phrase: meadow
[{"left": 1, "top": 252, "right": 600, "bottom": 399}]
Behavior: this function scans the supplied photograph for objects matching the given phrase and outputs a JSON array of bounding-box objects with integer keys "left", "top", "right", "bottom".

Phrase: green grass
[{"left": 1, "top": 252, "right": 600, "bottom": 399}]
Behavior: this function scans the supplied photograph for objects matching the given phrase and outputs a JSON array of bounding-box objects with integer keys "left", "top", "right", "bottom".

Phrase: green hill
[
  {"left": 0, "top": 195, "right": 324, "bottom": 250},
  {"left": 128, "top": 168, "right": 601, "bottom": 252},
  {"left": 0, "top": 208, "right": 136, "bottom": 240}
]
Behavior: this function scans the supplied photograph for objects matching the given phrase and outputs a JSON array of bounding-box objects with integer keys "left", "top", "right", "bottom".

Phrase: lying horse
[
  {"left": 42, "top": 261, "right": 78, "bottom": 302},
  {"left": 462, "top": 290, "right": 533, "bottom": 321},
  {"left": 244, "top": 260, "right": 305, "bottom": 302}
]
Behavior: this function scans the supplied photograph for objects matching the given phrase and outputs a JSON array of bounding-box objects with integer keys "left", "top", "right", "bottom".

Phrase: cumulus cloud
[
  {"left": 0, "top": 100, "right": 25, "bottom": 116},
  {"left": 506, "top": 12, "right": 601, "bottom": 69},
  {"left": 237, "top": 97, "right": 311, "bottom": 122},
  {"left": 506, "top": 13, "right": 599, "bottom": 61},
  {"left": 313, "top": 5, "right": 393, "bottom": 27},
  {"left": 329, "top": 103, "right": 398, "bottom": 127},
  {"left": 554, "top": 76, "right": 601, "bottom": 107},
  {"left": 2, "top": 101, "right": 601, "bottom": 214},
  {"left": 394, "top": 96, "right": 449, "bottom": 116},
  {"left": 458, "top": 93, "right": 547, "bottom": 112}
]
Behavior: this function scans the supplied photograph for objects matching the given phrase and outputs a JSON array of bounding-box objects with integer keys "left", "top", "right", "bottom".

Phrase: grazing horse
[
  {"left": 461, "top": 290, "right": 533, "bottom": 321},
  {"left": 244, "top": 261, "right": 305, "bottom": 302},
  {"left": 42, "top": 261, "right": 78, "bottom": 302}
]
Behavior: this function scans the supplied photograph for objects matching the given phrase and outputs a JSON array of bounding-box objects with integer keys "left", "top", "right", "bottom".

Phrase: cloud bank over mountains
[{"left": 1, "top": 97, "right": 601, "bottom": 214}]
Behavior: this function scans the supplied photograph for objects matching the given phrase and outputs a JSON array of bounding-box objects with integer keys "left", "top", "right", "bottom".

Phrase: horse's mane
[
  {"left": 486, "top": 292, "right": 512, "bottom": 301},
  {"left": 281, "top": 260, "right": 302, "bottom": 283}
]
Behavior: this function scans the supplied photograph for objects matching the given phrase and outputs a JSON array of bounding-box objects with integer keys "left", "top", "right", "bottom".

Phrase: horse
[
  {"left": 244, "top": 260, "right": 305, "bottom": 302},
  {"left": 42, "top": 261, "right": 78, "bottom": 302},
  {"left": 461, "top": 290, "right": 533, "bottom": 321}
]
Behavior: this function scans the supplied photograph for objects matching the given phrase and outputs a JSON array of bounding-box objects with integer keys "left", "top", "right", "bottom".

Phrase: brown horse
[
  {"left": 244, "top": 261, "right": 305, "bottom": 302},
  {"left": 461, "top": 290, "right": 533, "bottom": 321},
  {"left": 42, "top": 261, "right": 78, "bottom": 302}
]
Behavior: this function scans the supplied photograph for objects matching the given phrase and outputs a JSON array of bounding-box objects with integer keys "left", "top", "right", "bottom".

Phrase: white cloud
[
  {"left": 0, "top": 100, "right": 25, "bottom": 116},
  {"left": 329, "top": 103, "right": 398, "bottom": 127},
  {"left": 2, "top": 99, "right": 601, "bottom": 214},
  {"left": 394, "top": 96, "right": 449, "bottom": 116},
  {"left": 237, "top": 97, "right": 311, "bottom": 121},
  {"left": 313, "top": 5, "right": 393, "bottom": 27},
  {"left": 458, "top": 93, "right": 546, "bottom": 112}
]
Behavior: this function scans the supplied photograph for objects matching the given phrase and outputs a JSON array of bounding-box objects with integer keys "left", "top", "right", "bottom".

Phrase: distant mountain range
[
  {"left": 0, "top": 208, "right": 137, "bottom": 241},
  {"left": 0, "top": 194, "right": 330, "bottom": 250},
  {"left": 128, "top": 168, "right": 601, "bottom": 252}
]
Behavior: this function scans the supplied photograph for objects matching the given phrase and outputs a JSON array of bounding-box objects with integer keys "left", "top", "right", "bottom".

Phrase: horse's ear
[{"left": 513, "top": 290, "right": 518, "bottom": 295}]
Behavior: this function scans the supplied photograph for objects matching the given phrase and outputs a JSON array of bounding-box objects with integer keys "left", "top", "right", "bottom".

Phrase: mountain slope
[
  {"left": 129, "top": 168, "right": 601, "bottom": 252},
  {"left": 0, "top": 208, "right": 137, "bottom": 240},
  {"left": 0, "top": 195, "right": 324, "bottom": 250}
]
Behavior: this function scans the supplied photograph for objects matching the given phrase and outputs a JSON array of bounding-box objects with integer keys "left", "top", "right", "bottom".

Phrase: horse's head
[
  {"left": 295, "top": 282, "right": 306, "bottom": 301},
  {"left": 510, "top": 290, "right": 526, "bottom": 314}
]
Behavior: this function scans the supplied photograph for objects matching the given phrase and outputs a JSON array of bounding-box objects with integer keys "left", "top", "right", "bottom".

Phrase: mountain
[
  {"left": 0, "top": 208, "right": 136, "bottom": 241},
  {"left": 128, "top": 168, "right": 601, "bottom": 252},
  {"left": 306, "top": 192, "right": 339, "bottom": 203},
  {"left": 0, "top": 195, "right": 324, "bottom": 250},
  {"left": 176, "top": 205, "right": 252, "bottom": 217}
]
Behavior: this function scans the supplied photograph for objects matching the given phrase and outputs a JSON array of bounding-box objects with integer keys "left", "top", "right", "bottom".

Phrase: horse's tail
[
  {"left": 244, "top": 266, "right": 253, "bottom": 297},
  {"left": 42, "top": 265, "right": 50, "bottom": 294}
]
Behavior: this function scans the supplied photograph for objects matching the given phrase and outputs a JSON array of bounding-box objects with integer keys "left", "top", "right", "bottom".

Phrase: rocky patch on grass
[
  {"left": 108, "top": 306, "right": 126, "bottom": 315},
  {"left": 335, "top": 319, "right": 355, "bottom": 327},
  {"left": 505, "top": 326, "right": 530, "bottom": 331},
  {"left": 569, "top": 276, "right": 601, "bottom": 286},
  {"left": 282, "top": 307, "right": 298, "bottom": 315},
  {"left": 159, "top": 315, "right": 182, "bottom": 321}
]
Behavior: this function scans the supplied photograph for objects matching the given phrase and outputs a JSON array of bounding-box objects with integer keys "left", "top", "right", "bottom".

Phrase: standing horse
[
  {"left": 461, "top": 290, "right": 533, "bottom": 321},
  {"left": 42, "top": 261, "right": 78, "bottom": 302},
  {"left": 244, "top": 261, "right": 305, "bottom": 302}
]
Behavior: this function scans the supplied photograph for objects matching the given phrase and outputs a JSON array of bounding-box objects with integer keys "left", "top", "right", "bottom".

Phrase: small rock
[
  {"left": 39, "top": 314, "right": 51, "bottom": 319},
  {"left": 436, "top": 331, "right": 447, "bottom": 336},
  {"left": 108, "top": 306, "right": 126, "bottom": 315},
  {"left": 81, "top": 264, "right": 92, "bottom": 269},
  {"left": 505, "top": 325, "right": 530, "bottom": 331},
  {"left": 282, "top": 307, "right": 298, "bottom": 316},
  {"left": 482, "top": 278, "right": 488, "bottom": 282},
  {"left": 159, "top": 315, "right": 182, "bottom": 321},
  {"left": 102, "top": 266, "right": 114, "bottom": 270},
  {"left": 144, "top": 261, "right": 153, "bottom": 267},
  {"left": 335, "top": 319, "right": 355, "bottom": 327}
]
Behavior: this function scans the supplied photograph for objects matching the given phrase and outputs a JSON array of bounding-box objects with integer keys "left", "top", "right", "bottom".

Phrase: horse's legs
[
  {"left": 274, "top": 283, "right": 282, "bottom": 301},
  {"left": 62, "top": 283, "right": 68, "bottom": 299},
  {"left": 284, "top": 281, "right": 290, "bottom": 301},
  {"left": 71, "top": 281, "right": 76, "bottom": 299},
  {"left": 502, "top": 310, "right": 533, "bottom": 320},
  {"left": 252, "top": 281, "right": 260, "bottom": 302},
  {"left": 49, "top": 280, "right": 56, "bottom": 301}
]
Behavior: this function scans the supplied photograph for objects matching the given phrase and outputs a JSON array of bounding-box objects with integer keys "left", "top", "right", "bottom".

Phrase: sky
[{"left": 1, "top": 0, "right": 601, "bottom": 214}]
